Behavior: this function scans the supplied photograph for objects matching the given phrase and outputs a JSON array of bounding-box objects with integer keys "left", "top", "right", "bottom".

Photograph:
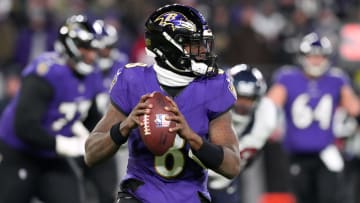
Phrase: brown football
[{"left": 139, "top": 92, "right": 176, "bottom": 156}]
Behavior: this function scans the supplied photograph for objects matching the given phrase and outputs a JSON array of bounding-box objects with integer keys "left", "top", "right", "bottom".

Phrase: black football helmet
[
  {"left": 145, "top": 4, "right": 218, "bottom": 77},
  {"left": 298, "top": 32, "right": 332, "bottom": 77},
  {"left": 55, "top": 15, "right": 102, "bottom": 75},
  {"left": 228, "top": 64, "right": 267, "bottom": 116}
]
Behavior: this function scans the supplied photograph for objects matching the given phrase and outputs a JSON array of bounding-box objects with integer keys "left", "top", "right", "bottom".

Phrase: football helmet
[
  {"left": 228, "top": 64, "right": 267, "bottom": 117},
  {"left": 97, "top": 20, "right": 118, "bottom": 48},
  {"left": 145, "top": 4, "right": 217, "bottom": 77},
  {"left": 96, "top": 20, "right": 120, "bottom": 71},
  {"left": 55, "top": 15, "right": 102, "bottom": 75},
  {"left": 299, "top": 32, "right": 332, "bottom": 77}
]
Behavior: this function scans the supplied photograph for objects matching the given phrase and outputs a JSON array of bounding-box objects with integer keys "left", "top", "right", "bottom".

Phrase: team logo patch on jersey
[
  {"left": 109, "top": 68, "right": 122, "bottom": 92},
  {"left": 155, "top": 114, "right": 171, "bottom": 128},
  {"left": 227, "top": 77, "right": 237, "bottom": 99},
  {"left": 36, "top": 63, "right": 49, "bottom": 75}
]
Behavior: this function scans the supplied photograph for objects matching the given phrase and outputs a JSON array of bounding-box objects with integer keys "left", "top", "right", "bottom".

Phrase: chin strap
[{"left": 190, "top": 60, "right": 212, "bottom": 76}]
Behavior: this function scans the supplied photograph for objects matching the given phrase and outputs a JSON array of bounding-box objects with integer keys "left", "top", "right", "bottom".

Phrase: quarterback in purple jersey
[
  {"left": 85, "top": 4, "right": 241, "bottom": 203},
  {"left": 0, "top": 15, "right": 103, "bottom": 203},
  {"left": 267, "top": 32, "right": 360, "bottom": 203}
]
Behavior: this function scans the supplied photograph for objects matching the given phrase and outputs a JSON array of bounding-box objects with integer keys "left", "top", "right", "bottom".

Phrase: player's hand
[
  {"left": 56, "top": 121, "right": 90, "bottom": 157},
  {"left": 123, "top": 93, "right": 154, "bottom": 131},
  {"left": 56, "top": 134, "right": 86, "bottom": 157},
  {"left": 71, "top": 121, "right": 90, "bottom": 137},
  {"left": 238, "top": 141, "right": 258, "bottom": 169},
  {"left": 164, "top": 96, "right": 196, "bottom": 141}
]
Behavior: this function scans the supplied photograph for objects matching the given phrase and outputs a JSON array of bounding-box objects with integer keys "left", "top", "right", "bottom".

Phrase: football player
[
  {"left": 267, "top": 32, "right": 360, "bottom": 203},
  {"left": 95, "top": 20, "right": 129, "bottom": 114},
  {"left": 80, "top": 20, "right": 130, "bottom": 203},
  {"left": 0, "top": 15, "right": 103, "bottom": 203},
  {"left": 208, "top": 64, "right": 277, "bottom": 203},
  {"left": 84, "top": 4, "right": 241, "bottom": 203}
]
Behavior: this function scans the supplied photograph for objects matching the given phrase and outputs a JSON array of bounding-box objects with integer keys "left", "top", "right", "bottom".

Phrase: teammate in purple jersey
[
  {"left": 80, "top": 20, "right": 130, "bottom": 203},
  {"left": 85, "top": 4, "right": 241, "bottom": 203},
  {"left": 267, "top": 32, "right": 360, "bottom": 203},
  {"left": 96, "top": 20, "right": 129, "bottom": 114},
  {"left": 0, "top": 15, "right": 103, "bottom": 203}
]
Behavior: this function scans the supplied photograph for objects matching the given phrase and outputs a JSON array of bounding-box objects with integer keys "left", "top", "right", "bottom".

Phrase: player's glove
[
  {"left": 239, "top": 146, "right": 258, "bottom": 169},
  {"left": 55, "top": 135, "right": 86, "bottom": 157},
  {"left": 55, "top": 121, "right": 89, "bottom": 157}
]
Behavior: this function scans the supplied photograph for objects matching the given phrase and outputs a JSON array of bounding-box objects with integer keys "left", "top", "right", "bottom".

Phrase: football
[{"left": 139, "top": 92, "right": 176, "bottom": 156}]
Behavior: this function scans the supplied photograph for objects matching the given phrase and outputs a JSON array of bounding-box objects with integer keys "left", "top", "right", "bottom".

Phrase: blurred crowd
[
  {"left": 2, "top": 0, "right": 360, "bottom": 202},
  {"left": 1, "top": 0, "right": 360, "bottom": 91},
  {"left": 1, "top": 0, "right": 360, "bottom": 87}
]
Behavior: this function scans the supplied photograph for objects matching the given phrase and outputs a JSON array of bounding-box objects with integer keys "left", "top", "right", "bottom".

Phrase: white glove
[
  {"left": 320, "top": 144, "right": 344, "bottom": 172},
  {"left": 56, "top": 121, "right": 89, "bottom": 157},
  {"left": 71, "top": 121, "right": 90, "bottom": 138},
  {"left": 56, "top": 135, "right": 87, "bottom": 157}
]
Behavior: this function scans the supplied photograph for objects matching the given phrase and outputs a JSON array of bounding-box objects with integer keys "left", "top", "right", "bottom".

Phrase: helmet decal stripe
[{"left": 162, "top": 31, "right": 184, "bottom": 52}]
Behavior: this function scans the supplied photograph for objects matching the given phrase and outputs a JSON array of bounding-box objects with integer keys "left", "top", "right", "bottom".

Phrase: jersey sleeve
[
  {"left": 241, "top": 97, "right": 278, "bottom": 149},
  {"left": 109, "top": 67, "right": 131, "bottom": 114},
  {"left": 206, "top": 73, "right": 237, "bottom": 120}
]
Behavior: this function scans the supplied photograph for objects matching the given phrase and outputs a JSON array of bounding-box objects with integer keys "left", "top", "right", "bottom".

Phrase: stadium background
[{"left": 1, "top": 0, "right": 360, "bottom": 202}]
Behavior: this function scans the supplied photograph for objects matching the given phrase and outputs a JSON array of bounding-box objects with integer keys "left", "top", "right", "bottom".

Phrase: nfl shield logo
[{"left": 155, "top": 114, "right": 170, "bottom": 128}]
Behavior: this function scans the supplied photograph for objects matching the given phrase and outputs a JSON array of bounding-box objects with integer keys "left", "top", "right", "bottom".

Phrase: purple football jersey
[
  {"left": 275, "top": 67, "right": 350, "bottom": 153},
  {"left": 110, "top": 63, "right": 236, "bottom": 203},
  {"left": 100, "top": 57, "right": 128, "bottom": 92},
  {"left": 0, "top": 52, "right": 102, "bottom": 156},
  {"left": 95, "top": 57, "right": 128, "bottom": 114}
]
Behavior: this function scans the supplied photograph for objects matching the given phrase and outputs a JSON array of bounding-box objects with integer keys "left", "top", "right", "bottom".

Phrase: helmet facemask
[
  {"left": 300, "top": 54, "right": 330, "bottom": 77},
  {"left": 180, "top": 32, "right": 217, "bottom": 76}
]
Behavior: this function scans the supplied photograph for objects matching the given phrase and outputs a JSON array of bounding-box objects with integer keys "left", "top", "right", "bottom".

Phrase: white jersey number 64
[{"left": 291, "top": 93, "right": 333, "bottom": 130}]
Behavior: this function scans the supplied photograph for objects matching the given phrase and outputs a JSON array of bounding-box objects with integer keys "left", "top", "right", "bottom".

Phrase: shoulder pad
[
  {"left": 328, "top": 67, "right": 347, "bottom": 77},
  {"left": 35, "top": 53, "right": 62, "bottom": 76},
  {"left": 278, "top": 65, "right": 297, "bottom": 73},
  {"left": 276, "top": 65, "right": 300, "bottom": 76}
]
